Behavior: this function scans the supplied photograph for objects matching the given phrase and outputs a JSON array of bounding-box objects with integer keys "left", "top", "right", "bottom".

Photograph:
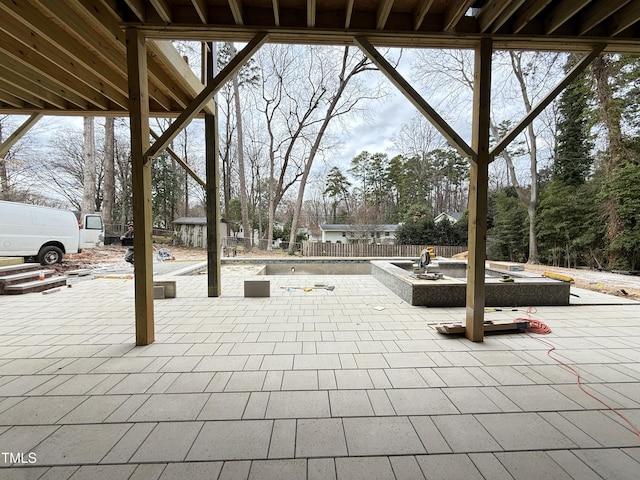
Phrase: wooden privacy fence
[{"left": 301, "top": 242, "right": 467, "bottom": 258}]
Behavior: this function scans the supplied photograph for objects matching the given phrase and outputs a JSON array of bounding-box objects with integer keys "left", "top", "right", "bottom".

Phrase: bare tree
[{"left": 411, "top": 48, "right": 563, "bottom": 263}]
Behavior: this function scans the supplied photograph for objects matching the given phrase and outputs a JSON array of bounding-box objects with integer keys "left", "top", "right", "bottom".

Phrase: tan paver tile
[
  {"left": 247, "top": 459, "right": 306, "bottom": 480},
  {"left": 35, "top": 423, "right": 130, "bottom": 465},
  {"left": 101, "top": 423, "right": 156, "bottom": 463},
  {"left": 129, "top": 393, "right": 210, "bottom": 421},
  {"left": 66, "top": 464, "right": 137, "bottom": 479},
  {"left": 187, "top": 420, "right": 272, "bottom": 461},
  {"left": 432, "top": 414, "right": 501, "bottom": 452},
  {"left": 198, "top": 392, "right": 250, "bottom": 420},
  {"left": 343, "top": 417, "right": 426, "bottom": 456},
  {"left": 409, "top": 416, "right": 452, "bottom": 454},
  {"left": 157, "top": 462, "right": 223, "bottom": 480},
  {"left": 386, "top": 388, "right": 459, "bottom": 416},
  {"left": 296, "top": 418, "right": 347, "bottom": 457},
  {"left": 268, "top": 419, "right": 296, "bottom": 458},
  {"left": 131, "top": 421, "right": 203, "bottom": 463},
  {"left": 467, "top": 453, "right": 513, "bottom": 480},
  {"left": 265, "top": 391, "right": 330, "bottom": 418},
  {"left": 308, "top": 458, "right": 336, "bottom": 480},
  {"left": 218, "top": 460, "right": 251, "bottom": 480},
  {"left": 335, "top": 456, "right": 394, "bottom": 480},
  {"left": 225, "top": 371, "right": 267, "bottom": 391},
  {"left": 282, "top": 370, "right": 318, "bottom": 390},
  {"left": 477, "top": 412, "right": 576, "bottom": 450},
  {"left": 329, "top": 390, "right": 374, "bottom": 417},
  {"left": 0, "top": 396, "right": 86, "bottom": 425},
  {"left": 389, "top": 455, "right": 426, "bottom": 480},
  {"left": 415, "top": 453, "right": 484, "bottom": 479}
]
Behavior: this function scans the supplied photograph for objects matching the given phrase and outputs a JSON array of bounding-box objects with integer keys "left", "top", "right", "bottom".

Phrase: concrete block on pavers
[
  {"left": 244, "top": 280, "right": 270, "bottom": 297},
  {"left": 154, "top": 280, "right": 176, "bottom": 298}
]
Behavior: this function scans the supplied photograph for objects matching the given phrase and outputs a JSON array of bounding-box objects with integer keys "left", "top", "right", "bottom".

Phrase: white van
[{"left": 0, "top": 200, "right": 104, "bottom": 265}]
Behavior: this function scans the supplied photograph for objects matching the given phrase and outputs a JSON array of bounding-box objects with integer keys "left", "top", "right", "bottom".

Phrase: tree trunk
[
  {"left": 231, "top": 44, "right": 252, "bottom": 251},
  {"left": 103, "top": 117, "right": 115, "bottom": 227},
  {"left": 81, "top": 117, "right": 96, "bottom": 215},
  {"left": 592, "top": 55, "right": 624, "bottom": 267}
]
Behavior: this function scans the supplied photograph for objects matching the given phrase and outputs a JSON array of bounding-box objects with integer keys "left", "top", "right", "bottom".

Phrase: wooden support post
[
  {"left": 126, "top": 27, "right": 155, "bottom": 345},
  {"left": 466, "top": 38, "right": 492, "bottom": 342},
  {"left": 205, "top": 42, "right": 222, "bottom": 297}
]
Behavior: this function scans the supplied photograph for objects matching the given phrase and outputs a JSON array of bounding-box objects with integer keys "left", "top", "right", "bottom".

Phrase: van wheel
[{"left": 38, "top": 246, "right": 63, "bottom": 265}]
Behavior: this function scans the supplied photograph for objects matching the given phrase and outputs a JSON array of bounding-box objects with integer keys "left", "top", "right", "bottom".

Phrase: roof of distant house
[{"left": 320, "top": 224, "right": 399, "bottom": 231}]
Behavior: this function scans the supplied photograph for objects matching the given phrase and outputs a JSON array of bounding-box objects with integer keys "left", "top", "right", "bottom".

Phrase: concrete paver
[{"left": 0, "top": 268, "right": 639, "bottom": 478}]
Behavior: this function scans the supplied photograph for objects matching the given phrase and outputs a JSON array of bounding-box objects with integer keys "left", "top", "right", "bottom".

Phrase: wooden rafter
[
  {"left": 191, "top": 0, "right": 208, "bottom": 23},
  {"left": 578, "top": 0, "right": 631, "bottom": 35},
  {"left": 307, "top": 0, "right": 316, "bottom": 28},
  {"left": 491, "top": 44, "right": 607, "bottom": 158},
  {"left": 345, "top": 0, "right": 354, "bottom": 29},
  {"left": 608, "top": 1, "right": 640, "bottom": 36},
  {"left": 477, "top": 0, "right": 526, "bottom": 33},
  {"left": 228, "top": 0, "right": 244, "bottom": 25},
  {"left": 355, "top": 37, "right": 476, "bottom": 161},
  {"left": 443, "top": 0, "right": 475, "bottom": 31},
  {"left": 511, "top": 0, "right": 553, "bottom": 33},
  {"left": 413, "top": 0, "right": 435, "bottom": 31},
  {"left": 147, "top": 32, "right": 269, "bottom": 161},
  {"left": 545, "top": 0, "right": 591, "bottom": 35},
  {"left": 377, "top": 0, "right": 394, "bottom": 30},
  {"left": 149, "top": 0, "right": 172, "bottom": 23}
]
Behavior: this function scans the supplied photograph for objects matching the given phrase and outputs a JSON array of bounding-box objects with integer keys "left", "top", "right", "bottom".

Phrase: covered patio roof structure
[{"left": 1, "top": 1, "right": 640, "bottom": 345}]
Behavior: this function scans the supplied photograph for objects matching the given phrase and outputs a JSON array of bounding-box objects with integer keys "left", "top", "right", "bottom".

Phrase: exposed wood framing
[
  {"left": 228, "top": 0, "right": 244, "bottom": 25},
  {"left": 478, "top": 0, "right": 527, "bottom": 33},
  {"left": 545, "top": 0, "right": 591, "bottom": 34},
  {"left": 490, "top": 44, "right": 606, "bottom": 159},
  {"left": 377, "top": 0, "right": 394, "bottom": 30},
  {"left": 413, "top": 0, "right": 436, "bottom": 31},
  {"left": 354, "top": 37, "right": 476, "bottom": 161},
  {"left": 0, "top": 114, "right": 42, "bottom": 157},
  {"left": 146, "top": 32, "right": 269, "bottom": 162},
  {"left": 443, "top": 0, "right": 475, "bottom": 31},
  {"left": 150, "top": 130, "right": 206, "bottom": 187},
  {"left": 307, "top": 0, "right": 316, "bottom": 28},
  {"left": 466, "top": 38, "right": 493, "bottom": 342},
  {"left": 205, "top": 42, "right": 222, "bottom": 297},
  {"left": 126, "top": 27, "right": 155, "bottom": 346}
]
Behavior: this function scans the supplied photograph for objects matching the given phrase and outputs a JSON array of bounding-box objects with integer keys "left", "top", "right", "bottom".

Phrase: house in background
[
  {"left": 320, "top": 224, "right": 399, "bottom": 244},
  {"left": 434, "top": 212, "right": 463, "bottom": 224}
]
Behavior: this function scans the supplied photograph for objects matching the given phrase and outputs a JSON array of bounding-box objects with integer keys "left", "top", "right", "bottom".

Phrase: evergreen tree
[
  {"left": 554, "top": 55, "right": 593, "bottom": 186},
  {"left": 488, "top": 188, "right": 529, "bottom": 262}
]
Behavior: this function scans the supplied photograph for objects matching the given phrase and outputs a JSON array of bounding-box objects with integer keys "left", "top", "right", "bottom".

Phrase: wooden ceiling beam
[
  {"left": 0, "top": 79, "right": 47, "bottom": 109},
  {"left": 190, "top": 0, "right": 208, "bottom": 23},
  {"left": 1, "top": 1, "right": 130, "bottom": 108},
  {"left": 0, "top": 50, "right": 88, "bottom": 109},
  {"left": 443, "top": 0, "right": 475, "bottom": 31},
  {"left": 376, "top": 0, "right": 394, "bottom": 30},
  {"left": 545, "top": 0, "right": 591, "bottom": 35},
  {"left": 355, "top": 36, "right": 476, "bottom": 161},
  {"left": 413, "top": 0, "right": 435, "bottom": 31},
  {"left": 0, "top": 91, "right": 27, "bottom": 110},
  {"left": 124, "top": 0, "right": 147, "bottom": 21},
  {"left": 511, "top": 0, "right": 553, "bottom": 34},
  {"left": 0, "top": 114, "right": 43, "bottom": 157},
  {"left": 228, "top": 0, "right": 244, "bottom": 25},
  {"left": 1, "top": 21, "right": 128, "bottom": 110},
  {"left": 307, "top": 0, "right": 316, "bottom": 28},
  {"left": 77, "top": 0, "right": 192, "bottom": 112},
  {"left": 0, "top": 66, "right": 68, "bottom": 110},
  {"left": 273, "top": 0, "right": 281, "bottom": 27},
  {"left": 345, "top": 0, "right": 354, "bottom": 29},
  {"left": 150, "top": 40, "right": 216, "bottom": 114},
  {"left": 578, "top": 0, "right": 631, "bottom": 35},
  {"left": 491, "top": 43, "right": 606, "bottom": 158},
  {"left": 478, "top": 0, "right": 526, "bottom": 33},
  {"left": 608, "top": 0, "right": 640, "bottom": 36},
  {"left": 149, "top": 0, "right": 173, "bottom": 23},
  {"left": 147, "top": 32, "right": 269, "bottom": 160}
]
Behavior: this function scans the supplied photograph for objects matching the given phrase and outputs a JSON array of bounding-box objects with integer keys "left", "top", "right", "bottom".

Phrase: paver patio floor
[{"left": 0, "top": 264, "right": 639, "bottom": 479}]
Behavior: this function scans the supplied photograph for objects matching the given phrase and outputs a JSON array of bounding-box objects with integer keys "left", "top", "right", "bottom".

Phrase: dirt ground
[{"left": 57, "top": 245, "right": 640, "bottom": 301}]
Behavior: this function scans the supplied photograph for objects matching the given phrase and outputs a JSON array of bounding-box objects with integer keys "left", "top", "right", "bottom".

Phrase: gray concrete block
[{"left": 244, "top": 280, "right": 270, "bottom": 297}]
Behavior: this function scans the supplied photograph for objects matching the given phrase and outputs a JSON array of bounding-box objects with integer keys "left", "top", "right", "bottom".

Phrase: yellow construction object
[{"left": 542, "top": 271, "right": 575, "bottom": 283}]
